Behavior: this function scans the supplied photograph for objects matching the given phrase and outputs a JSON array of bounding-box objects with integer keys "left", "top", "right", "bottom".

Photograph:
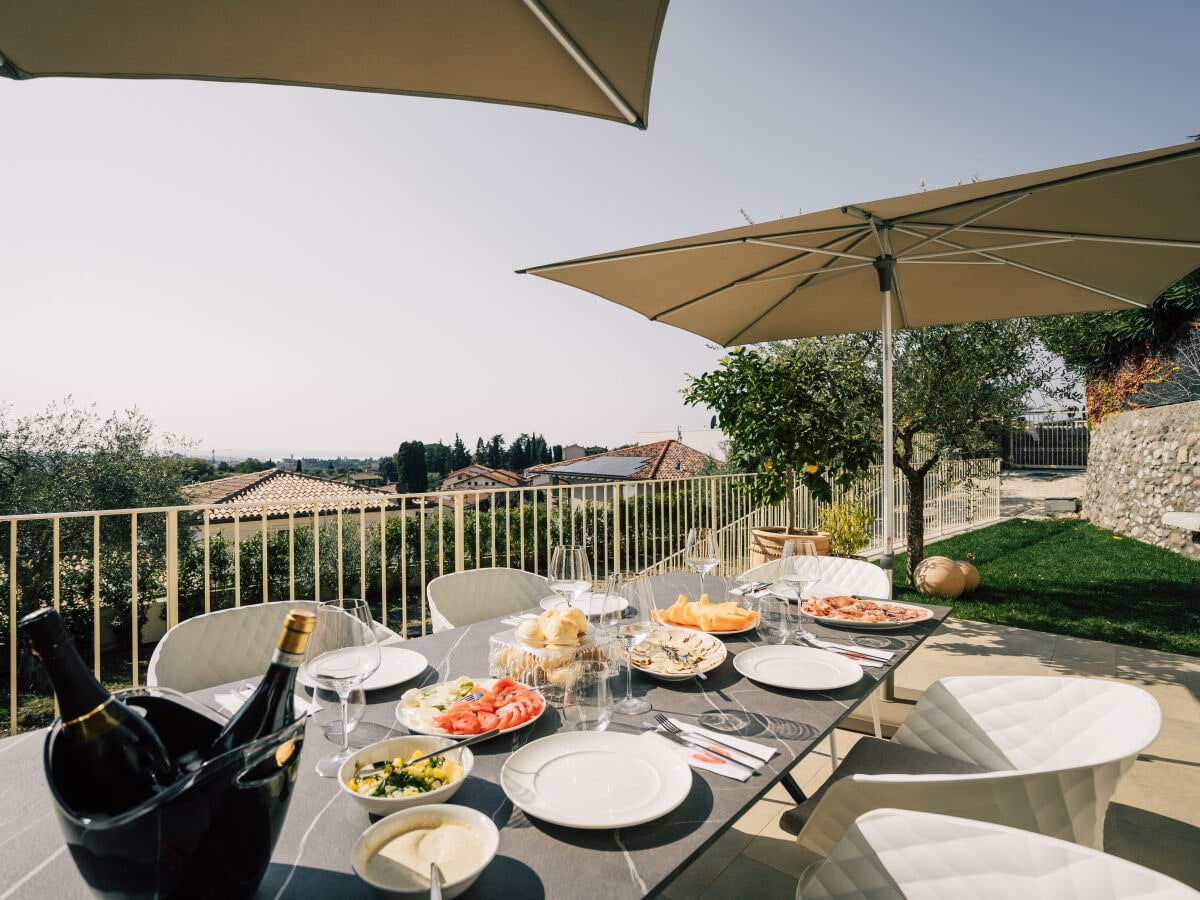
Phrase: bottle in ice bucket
[
  {"left": 205, "top": 609, "right": 316, "bottom": 762},
  {"left": 18, "top": 607, "right": 178, "bottom": 818}
]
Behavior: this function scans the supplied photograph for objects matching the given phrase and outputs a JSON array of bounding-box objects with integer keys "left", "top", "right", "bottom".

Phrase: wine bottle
[
  {"left": 205, "top": 609, "right": 316, "bottom": 760},
  {"left": 19, "top": 607, "right": 178, "bottom": 818}
]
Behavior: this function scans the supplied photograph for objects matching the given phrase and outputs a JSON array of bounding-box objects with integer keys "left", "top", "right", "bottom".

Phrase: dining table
[{"left": 0, "top": 573, "right": 949, "bottom": 899}]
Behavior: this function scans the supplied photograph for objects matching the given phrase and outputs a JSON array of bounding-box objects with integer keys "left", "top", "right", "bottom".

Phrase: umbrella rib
[
  {"left": 890, "top": 225, "right": 1149, "bottom": 309},
  {"left": 893, "top": 193, "right": 1030, "bottom": 257},
  {"left": 521, "top": 0, "right": 642, "bottom": 126},
  {"left": 903, "top": 236, "right": 1073, "bottom": 260},
  {"left": 746, "top": 238, "right": 875, "bottom": 263},
  {"left": 918, "top": 224, "right": 1200, "bottom": 251}
]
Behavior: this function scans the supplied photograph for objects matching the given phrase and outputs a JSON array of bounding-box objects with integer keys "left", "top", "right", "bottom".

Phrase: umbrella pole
[{"left": 874, "top": 257, "right": 896, "bottom": 587}]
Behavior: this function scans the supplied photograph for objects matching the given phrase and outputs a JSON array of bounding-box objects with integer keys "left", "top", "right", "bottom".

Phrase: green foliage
[
  {"left": 1034, "top": 271, "right": 1200, "bottom": 380},
  {"left": 891, "top": 519, "right": 1200, "bottom": 656},
  {"left": 818, "top": 495, "right": 875, "bottom": 557},
  {"left": 449, "top": 434, "right": 471, "bottom": 470},
  {"left": 231, "top": 457, "right": 273, "bottom": 474},
  {"left": 396, "top": 441, "right": 428, "bottom": 493},
  {"left": 378, "top": 456, "right": 398, "bottom": 483},
  {"left": 682, "top": 342, "right": 878, "bottom": 530}
]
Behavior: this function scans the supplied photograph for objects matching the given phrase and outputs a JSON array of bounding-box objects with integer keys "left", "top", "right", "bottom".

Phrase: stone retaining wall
[{"left": 1082, "top": 399, "right": 1200, "bottom": 560}]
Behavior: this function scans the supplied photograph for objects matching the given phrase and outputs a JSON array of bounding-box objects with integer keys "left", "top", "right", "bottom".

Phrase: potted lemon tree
[{"left": 683, "top": 340, "right": 878, "bottom": 564}]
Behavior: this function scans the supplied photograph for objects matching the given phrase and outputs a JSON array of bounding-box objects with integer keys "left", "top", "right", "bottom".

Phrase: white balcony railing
[{"left": 1, "top": 462, "right": 999, "bottom": 735}]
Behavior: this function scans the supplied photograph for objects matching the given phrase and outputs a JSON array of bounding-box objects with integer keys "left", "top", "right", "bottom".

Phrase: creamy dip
[{"left": 364, "top": 819, "right": 489, "bottom": 889}]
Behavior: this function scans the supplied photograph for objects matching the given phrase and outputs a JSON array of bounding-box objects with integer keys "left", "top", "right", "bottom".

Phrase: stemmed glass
[
  {"left": 779, "top": 540, "right": 822, "bottom": 641},
  {"left": 601, "top": 573, "right": 658, "bottom": 715},
  {"left": 548, "top": 545, "right": 592, "bottom": 608},
  {"left": 302, "top": 598, "right": 380, "bottom": 777},
  {"left": 684, "top": 527, "right": 722, "bottom": 596}
]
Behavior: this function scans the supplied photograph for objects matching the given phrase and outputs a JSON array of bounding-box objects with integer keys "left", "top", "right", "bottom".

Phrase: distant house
[
  {"left": 438, "top": 464, "right": 528, "bottom": 510},
  {"left": 638, "top": 428, "right": 728, "bottom": 463},
  {"left": 345, "top": 472, "right": 384, "bottom": 488},
  {"left": 182, "top": 467, "right": 404, "bottom": 537},
  {"left": 524, "top": 440, "right": 716, "bottom": 503}
]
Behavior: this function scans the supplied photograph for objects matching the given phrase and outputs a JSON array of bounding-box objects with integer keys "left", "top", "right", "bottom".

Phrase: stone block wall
[{"left": 1082, "top": 399, "right": 1200, "bottom": 561}]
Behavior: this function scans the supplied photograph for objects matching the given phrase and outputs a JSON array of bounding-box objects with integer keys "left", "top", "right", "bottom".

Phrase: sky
[{"left": 2, "top": 0, "right": 1198, "bottom": 461}]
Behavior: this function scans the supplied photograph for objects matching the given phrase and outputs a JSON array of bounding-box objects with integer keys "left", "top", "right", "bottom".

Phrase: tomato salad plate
[{"left": 396, "top": 676, "right": 546, "bottom": 737}]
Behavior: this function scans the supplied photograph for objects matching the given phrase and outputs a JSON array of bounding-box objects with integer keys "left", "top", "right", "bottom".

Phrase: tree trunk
[{"left": 904, "top": 470, "right": 926, "bottom": 585}]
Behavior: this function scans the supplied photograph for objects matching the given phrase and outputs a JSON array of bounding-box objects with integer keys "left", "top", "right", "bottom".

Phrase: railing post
[
  {"left": 454, "top": 493, "right": 466, "bottom": 572},
  {"left": 612, "top": 485, "right": 622, "bottom": 576},
  {"left": 166, "top": 509, "right": 179, "bottom": 631}
]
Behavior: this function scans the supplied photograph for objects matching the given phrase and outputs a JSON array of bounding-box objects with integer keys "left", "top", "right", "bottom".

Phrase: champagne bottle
[
  {"left": 205, "top": 609, "right": 316, "bottom": 760},
  {"left": 19, "top": 607, "right": 178, "bottom": 818}
]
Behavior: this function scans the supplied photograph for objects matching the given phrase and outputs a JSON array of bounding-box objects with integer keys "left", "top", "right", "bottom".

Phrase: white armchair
[
  {"left": 146, "top": 600, "right": 402, "bottom": 693},
  {"left": 796, "top": 808, "right": 1198, "bottom": 899},
  {"left": 740, "top": 555, "right": 891, "bottom": 600},
  {"left": 426, "top": 567, "right": 552, "bottom": 631},
  {"left": 791, "top": 675, "right": 1161, "bottom": 857}
]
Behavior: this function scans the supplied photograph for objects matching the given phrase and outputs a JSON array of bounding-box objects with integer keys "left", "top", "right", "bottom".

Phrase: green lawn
[{"left": 892, "top": 518, "right": 1200, "bottom": 657}]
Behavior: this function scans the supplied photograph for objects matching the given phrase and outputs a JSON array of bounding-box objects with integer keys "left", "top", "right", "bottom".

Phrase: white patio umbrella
[
  {"left": 522, "top": 141, "right": 1200, "bottom": 569},
  {"left": 0, "top": 0, "right": 669, "bottom": 128}
]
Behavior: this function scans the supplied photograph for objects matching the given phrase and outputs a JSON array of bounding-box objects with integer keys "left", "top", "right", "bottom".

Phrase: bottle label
[{"left": 272, "top": 648, "right": 306, "bottom": 669}]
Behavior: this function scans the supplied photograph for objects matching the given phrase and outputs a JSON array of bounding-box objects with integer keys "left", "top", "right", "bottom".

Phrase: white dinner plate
[
  {"left": 298, "top": 646, "right": 427, "bottom": 692},
  {"left": 396, "top": 677, "right": 547, "bottom": 738},
  {"left": 733, "top": 645, "right": 862, "bottom": 690},
  {"left": 630, "top": 627, "right": 728, "bottom": 681},
  {"left": 501, "top": 731, "right": 692, "bottom": 829},
  {"left": 539, "top": 592, "right": 627, "bottom": 617}
]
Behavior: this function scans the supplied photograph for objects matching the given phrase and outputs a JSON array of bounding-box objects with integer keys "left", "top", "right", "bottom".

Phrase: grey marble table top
[{"left": 0, "top": 573, "right": 948, "bottom": 899}]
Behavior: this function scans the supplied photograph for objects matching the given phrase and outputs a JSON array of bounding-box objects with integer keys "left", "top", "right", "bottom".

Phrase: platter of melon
[{"left": 653, "top": 594, "right": 759, "bottom": 635}]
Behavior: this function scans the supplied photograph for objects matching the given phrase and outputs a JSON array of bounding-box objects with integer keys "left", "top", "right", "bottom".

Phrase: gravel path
[{"left": 1000, "top": 468, "right": 1085, "bottom": 519}]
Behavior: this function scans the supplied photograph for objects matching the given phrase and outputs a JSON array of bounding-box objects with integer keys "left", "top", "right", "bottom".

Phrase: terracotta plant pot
[{"left": 750, "top": 527, "right": 831, "bottom": 567}]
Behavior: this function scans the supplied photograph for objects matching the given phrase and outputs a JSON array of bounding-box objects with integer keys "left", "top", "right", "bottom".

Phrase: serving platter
[
  {"left": 629, "top": 627, "right": 727, "bottom": 680},
  {"left": 802, "top": 596, "right": 933, "bottom": 630},
  {"left": 395, "top": 676, "right": 546, "bottom": 737}
]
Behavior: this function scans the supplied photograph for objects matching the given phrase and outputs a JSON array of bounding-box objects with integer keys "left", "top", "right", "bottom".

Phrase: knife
[{"left": 652, "top": 729, "right": 758, "bottom": 771}]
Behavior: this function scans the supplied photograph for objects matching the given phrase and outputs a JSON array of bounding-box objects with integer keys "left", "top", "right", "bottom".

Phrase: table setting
[{"left": 1, "top": 565, "right": 948, "bottom": 900}]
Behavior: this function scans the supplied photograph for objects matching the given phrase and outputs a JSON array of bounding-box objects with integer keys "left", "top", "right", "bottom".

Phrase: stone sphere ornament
[
  {"left": 913, "top": 556, "right": 966, "bottom": 600},
  {"left": 956, "top": 560, "right": 980, "bottom": 593}
]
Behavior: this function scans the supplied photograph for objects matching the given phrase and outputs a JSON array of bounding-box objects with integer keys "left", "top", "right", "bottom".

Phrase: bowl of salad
[{"left": 339, "top": 735, "right": 474, "bottom": 815}]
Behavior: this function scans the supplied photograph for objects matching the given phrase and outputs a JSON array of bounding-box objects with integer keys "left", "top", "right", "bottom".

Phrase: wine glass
[
  {"left": 302, "top": 598, "right": 380, "bottom": 777},
  {"left": 684, "top": 527, "right": 722, "bottom": 596},
  {"left": 779, "top": 540, "right": 822, "bottom": 640},
  {"left": 548, "top": 545, "right": 592, "bottom": 608},
  {"left": 601, "top": 572, "right": 658, "bottom": 715}
]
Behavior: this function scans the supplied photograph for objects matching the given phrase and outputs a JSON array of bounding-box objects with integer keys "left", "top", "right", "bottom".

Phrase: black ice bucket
[{"left": 44, "top": 687, "right": 306, "bottom": 899}]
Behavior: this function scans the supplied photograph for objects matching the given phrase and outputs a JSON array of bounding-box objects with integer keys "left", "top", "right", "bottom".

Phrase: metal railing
[
  {"left": 1002, "top": 410, "right": 1090, "bottom": 469},
  {"left": 2, "top": 463, "right": 999, "bottom": 735}
]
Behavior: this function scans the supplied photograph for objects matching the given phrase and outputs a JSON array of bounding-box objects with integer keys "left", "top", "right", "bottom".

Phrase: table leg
[{"left": 780, "top": 773, "right": 808, "bottom": 804}]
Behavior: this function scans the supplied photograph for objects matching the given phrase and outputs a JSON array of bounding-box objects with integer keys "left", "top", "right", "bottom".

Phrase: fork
[
  {"left": 652, "top": 713, "right": 753, "bottom": 768},
  {"left": 454, "top": 685, "right": 548, "bottom": 705}
]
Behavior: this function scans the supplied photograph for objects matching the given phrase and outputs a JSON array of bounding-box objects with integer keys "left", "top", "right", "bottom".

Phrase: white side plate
[{"left": 733, "top": 645, "right": 862, "bottom": 690}]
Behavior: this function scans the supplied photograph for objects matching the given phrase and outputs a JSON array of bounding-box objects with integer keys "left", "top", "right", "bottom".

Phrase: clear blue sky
[{"left": 2, "top": 0, "right": 1196, "bottom": 460}]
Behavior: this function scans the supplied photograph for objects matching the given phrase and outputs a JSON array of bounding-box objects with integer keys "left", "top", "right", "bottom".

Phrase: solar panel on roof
[{"left": 549, "top": 456, "right": 649, "bottom": 478}]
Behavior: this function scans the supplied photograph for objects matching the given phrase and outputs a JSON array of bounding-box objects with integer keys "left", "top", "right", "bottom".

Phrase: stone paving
[{"left": 667, "top": 469, "right": 1200, "bottom": 899}]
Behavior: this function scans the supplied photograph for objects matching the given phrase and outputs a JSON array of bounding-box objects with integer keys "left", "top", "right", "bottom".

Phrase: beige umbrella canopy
[
  {"left": 0, "top": 0, "right": 669, "bottom": 128},
  {"left": 523, "top": 141, "right": 1200, "bottom": 567}
]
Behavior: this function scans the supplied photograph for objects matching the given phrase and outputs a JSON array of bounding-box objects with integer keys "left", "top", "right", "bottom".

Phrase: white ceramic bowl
[
  {"left": 339, "top": 735, "right": 474, "bottom": 816},
  {"left": 351, "top": 804, "right": 500, "bottom": 899}
]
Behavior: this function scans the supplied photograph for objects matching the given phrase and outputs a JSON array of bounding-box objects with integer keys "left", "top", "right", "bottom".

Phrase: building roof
[
  {"left": 524, "top": 440, "right": 714, "bottom": 481},
  {"left": 441, "top": 464, "right": 527, "bottom": 488},
  {"left": 182, "top": 468, "right": 398, "bottom": 522}
]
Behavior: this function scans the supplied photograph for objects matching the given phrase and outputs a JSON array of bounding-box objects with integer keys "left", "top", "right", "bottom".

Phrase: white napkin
[
  {"left": 212, "top": 686, "right": 320, "bottom": 719},
  {"left": 806, "top": 637, "right": 894, "bottom": 661},
  {"left": 646, "top": 718, "right": 777, "bottom": 782}
]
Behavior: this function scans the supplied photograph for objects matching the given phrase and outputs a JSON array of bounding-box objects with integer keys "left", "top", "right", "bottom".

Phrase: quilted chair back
[
  {"left": 740, "top": 556, "right": 891, "bottom": 600},
  {"left": 427, "top": 568, "right": 552, "bottom": 631},
  {"left": 147, "top": 600, "right": 401, "bottom": 693},
  {"left": 797, "top": 675, "right": 1161, "bottom": 857},
  {"left": 797, "top": 808, "right": 1198, "bottom": 899}
]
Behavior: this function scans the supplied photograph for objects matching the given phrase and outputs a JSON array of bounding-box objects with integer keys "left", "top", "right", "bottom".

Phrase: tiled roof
[
  {"left": 441, "top": 464, "right": 527, "bottom": 489},
  {"left": 524, "top": 440, "right": 714, "bottom": 481},
  {"left": 182, "top": 468, "right": 398, "bottom": 522}
]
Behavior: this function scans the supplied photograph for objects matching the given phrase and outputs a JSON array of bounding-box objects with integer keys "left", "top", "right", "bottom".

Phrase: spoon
[
  {"left": 354, "top": 729, "right": 500, "bottom": 777},
  {"left": 429, "top": 861, "right": 442, "bottom": 900}
]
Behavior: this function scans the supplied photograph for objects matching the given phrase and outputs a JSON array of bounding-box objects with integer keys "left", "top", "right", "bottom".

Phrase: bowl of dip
[
  {"left": 340, "top": 735, "right": 474, "bottom": 816},
  {"left": 351, "top": 804, "right": 499, "bottom": 899}
]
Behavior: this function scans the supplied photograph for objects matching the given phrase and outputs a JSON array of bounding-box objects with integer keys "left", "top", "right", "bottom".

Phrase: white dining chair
[
  {"left": 426, "top": 567, "right": 552, "bottom": 631},
  {"left": 786, "top": 675, "right": 1162, "bottom": 858},
  {"left": 740, "top": 555, "right": 891, "bottom": 600},
  {"left": 796, "top": 808, "right": 1199, "bottom": 899},
  {"left": 146, "top": 600, "right": 402, "bottom": 693}
]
